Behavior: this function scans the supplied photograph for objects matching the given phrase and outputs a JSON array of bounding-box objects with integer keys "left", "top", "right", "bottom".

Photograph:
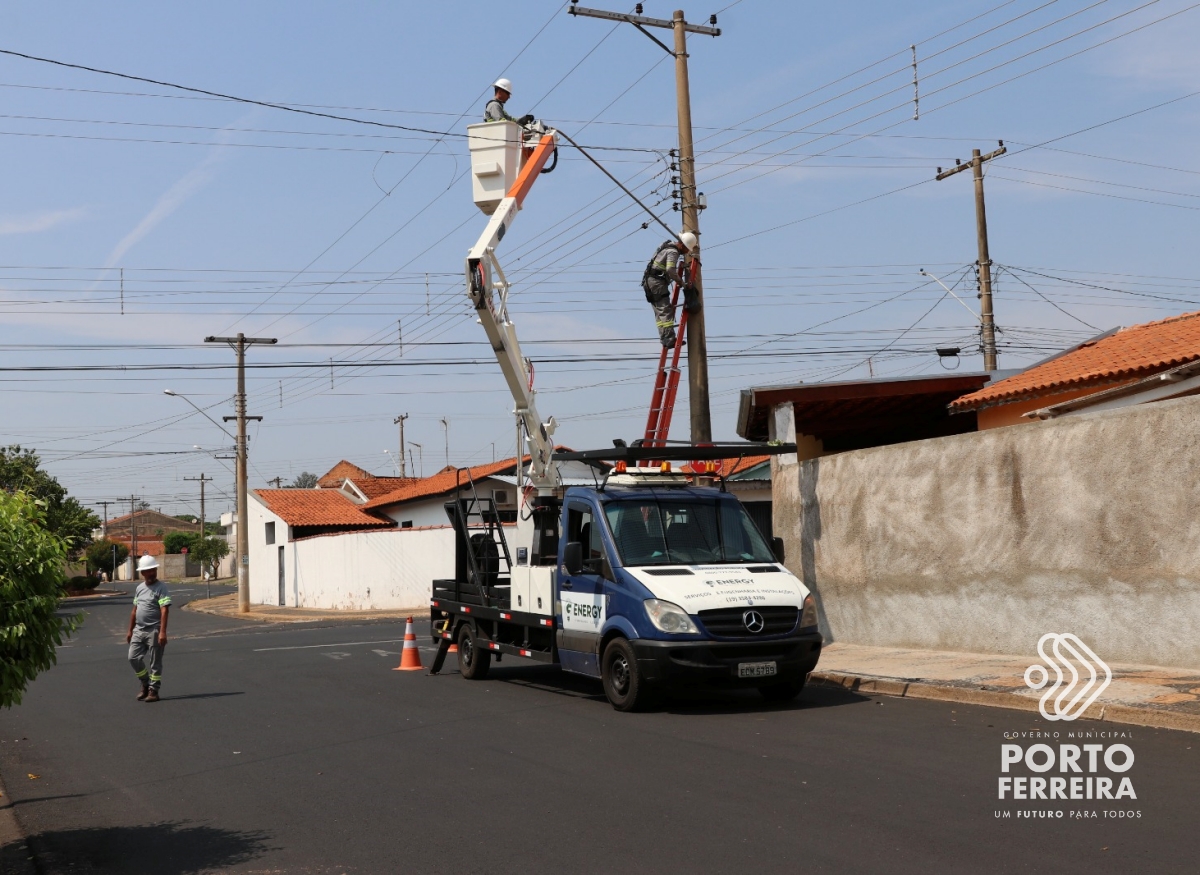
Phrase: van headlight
[
  {"left": 644, "top": 599, "right": 695, "bottom": 634},
  {"left": 799, "top": 594, "right": 818, "bottom": 629}
]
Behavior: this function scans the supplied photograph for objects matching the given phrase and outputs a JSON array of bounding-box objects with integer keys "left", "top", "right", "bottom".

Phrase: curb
[
  {"left": 184, "top": 595, "right": 429, "bottom": 625},
  {"left": 0, "top": 771, "right": 36, "bottom": 875},
  {"left": 809, "top": 670, "right": 1200, "bottom": 735},
  {"left": 58, "top": 591, "right": 128, "bottom": 606}
]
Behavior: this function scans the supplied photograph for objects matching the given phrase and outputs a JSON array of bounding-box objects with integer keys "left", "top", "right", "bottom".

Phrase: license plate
[{"left": 737, "top": 661, "right": 777, "bottom": 678}]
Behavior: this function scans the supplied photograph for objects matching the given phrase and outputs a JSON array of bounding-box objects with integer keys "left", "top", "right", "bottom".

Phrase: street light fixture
[{"left": 164, "top": 390, "right": 236, "bottom": 440}]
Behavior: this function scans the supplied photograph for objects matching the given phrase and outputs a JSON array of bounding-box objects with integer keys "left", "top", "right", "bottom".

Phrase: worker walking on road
[
  {"left": 484, "top": 78, "right": 535, "bottom": 126},
  {"left": 642, "top": 232, "right": 697, "bottom": 349},
  {"left": 126, "top": 554, "right": 171, "bottom": 703}
]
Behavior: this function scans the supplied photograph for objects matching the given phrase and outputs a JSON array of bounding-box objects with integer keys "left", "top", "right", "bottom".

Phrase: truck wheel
[
  {"left": 758, "top": 677, "right": 805, "bottom": 702},
  {"left": 602, "top": 638, "right": 650, "bottom": 712},
  {"left": 457, "top": 623, "right": 491, "bottom": 680}
]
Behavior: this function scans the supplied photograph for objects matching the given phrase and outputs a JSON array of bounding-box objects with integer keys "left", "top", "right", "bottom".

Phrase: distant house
[
  {"left": 315, "top": 460, "right": 416, "bottom": 505},
  {"left": 950, "top": 310, "right": 1200, "bottom": 428}
]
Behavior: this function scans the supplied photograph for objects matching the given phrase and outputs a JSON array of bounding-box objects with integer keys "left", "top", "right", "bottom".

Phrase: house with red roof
[
  {"left": 950, "top": 310, "right": 1200, "bottom": 428},
  {"left": 246, "top": 452, "right": 603, "bottom": 609}
]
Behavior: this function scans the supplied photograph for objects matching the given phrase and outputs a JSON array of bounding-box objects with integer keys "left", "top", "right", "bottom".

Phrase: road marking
[
  {"left": 371, "top": 649, "right": 400, "bottom": 657},
  {"left": 253, "top": 638, "right": 408, "bottom": 652},
  {"left": 323, "top": 652, "right": 352, "bottom": 660}
]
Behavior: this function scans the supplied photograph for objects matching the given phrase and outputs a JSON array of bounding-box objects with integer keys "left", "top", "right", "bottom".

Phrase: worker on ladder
[
  {"left": 485, "top": 78, "right": 535, "bottom": 127},
  {"left": 642, "top": 232, "right": 698, "bottom": 349}
]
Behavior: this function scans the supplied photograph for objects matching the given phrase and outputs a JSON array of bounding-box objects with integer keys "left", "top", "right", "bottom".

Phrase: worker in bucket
[
  {"left": 485, "top": 78, "right": 534, "bottom": 127},
  {"left": 641, "top": 232, "right": 698, "bottom": 349},
  {"left": 126, "top": 554, "right": 171, "bottom": 703}
]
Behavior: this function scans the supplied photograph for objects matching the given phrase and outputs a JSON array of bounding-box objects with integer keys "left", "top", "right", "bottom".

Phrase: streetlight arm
[{"left": 165, "top": 390, "right": 237, "bottom": 440}]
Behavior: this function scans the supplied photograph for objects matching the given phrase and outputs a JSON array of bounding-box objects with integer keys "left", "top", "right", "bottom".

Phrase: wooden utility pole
[
  {"left": 267, "top": 477, "right": 284, "bottom": 488},
  {"left": 569, "top": 3, "right": 720, "bottom": 442},
  {"left": 94, "top": 500, "right": 113, "bottom": 539},
  {"left": 936, "top": 141, "right": 1006, "bottom": 371},
  {"left": 205, "top": 333, "right": 276, "bottom": 613},
  {"left": 125, "top": 495, "right": 140, "bottom": 566},
  {"left": 394, "top": 413, "right": 409, "bottom": 477}
]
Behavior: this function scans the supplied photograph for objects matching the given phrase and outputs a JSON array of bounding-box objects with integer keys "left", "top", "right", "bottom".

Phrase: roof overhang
[{"left": 737, "top": 372, "right": 1001, "bottom": 448}]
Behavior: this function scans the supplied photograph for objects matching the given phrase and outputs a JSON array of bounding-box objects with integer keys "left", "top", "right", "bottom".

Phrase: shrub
[
  {"left": 163, "top": 532, "right": 199, "bottom": 555},
  {"left": 0, "top": 491, "right": 81, "bottom": 708},
  {"left": 65, "top": 575, "right": 98, "bottom": 592}
]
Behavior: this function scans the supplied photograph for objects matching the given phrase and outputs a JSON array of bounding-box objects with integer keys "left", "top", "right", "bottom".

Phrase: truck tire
[
  {"left": 601, "top": 638, "right": 651, "bottom": 712},
  {"left": 758, "top": 676, "right": 805, "bottom": 702},
  {"left": 457, "top": 623, "right": 491, "bottom": 680}
]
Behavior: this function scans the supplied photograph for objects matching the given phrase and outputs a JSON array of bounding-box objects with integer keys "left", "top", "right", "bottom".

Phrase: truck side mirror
[
  {"left": 771, "top": 537, "right": 785, "bottom": 563},
  {"left": 564, "top": 541, "right": 584, "bottom": 576}
]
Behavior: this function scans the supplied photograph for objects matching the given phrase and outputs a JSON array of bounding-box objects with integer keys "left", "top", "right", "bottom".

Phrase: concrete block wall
[{"left": 773, "top": 394, "right": 1200, "bottom": 669}]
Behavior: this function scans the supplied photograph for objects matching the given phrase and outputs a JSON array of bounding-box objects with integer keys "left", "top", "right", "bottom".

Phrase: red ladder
[{"left": 643, "top": 276, "right": 689, "bottom": 448}]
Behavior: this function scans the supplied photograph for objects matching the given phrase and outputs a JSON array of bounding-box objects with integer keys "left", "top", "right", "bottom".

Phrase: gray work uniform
[
  {"left": 484, "top": 98, "right": 516, "bottom": 123},
  {"left": 642, "top": 242, "right": 684, "bottom": 348},
  {"left": 129, "top": 580, "right": 171, "bottom": 690}
]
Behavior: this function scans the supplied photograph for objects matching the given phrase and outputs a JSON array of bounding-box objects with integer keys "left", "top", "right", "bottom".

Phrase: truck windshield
[{"left": 603, "top": 498, "right": 776, "bottom": 566}]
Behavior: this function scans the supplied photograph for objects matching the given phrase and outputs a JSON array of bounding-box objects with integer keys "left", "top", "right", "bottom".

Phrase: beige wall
[{"left": 773, "top": 393, "right": 1200, "bottom": 669}]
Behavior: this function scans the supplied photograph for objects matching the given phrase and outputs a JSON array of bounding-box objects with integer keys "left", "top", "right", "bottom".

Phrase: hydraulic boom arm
[{"left": 465, "top": 129, "right": 561, "bottom": 494}]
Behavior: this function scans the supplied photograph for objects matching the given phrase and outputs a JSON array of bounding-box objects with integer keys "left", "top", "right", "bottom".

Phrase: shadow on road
[
  {"left": 157, "top": 692, "right": 245, "bottom": 702},
  {"left": 475, "top": 664, "right": 873, "bottom": 714},
  {"left": 24, "top": 821, "right": 273, "bottom": 874}
]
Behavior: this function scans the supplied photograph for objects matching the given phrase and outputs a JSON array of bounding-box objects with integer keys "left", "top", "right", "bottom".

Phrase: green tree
[
  {"left": 290, "top": 472, "right": 319, "bottom": 489},
  {"left": 163, "top": 532, "right": 200, "bottom": 554},
  {"left": 0, "top": 446, "right": 99, "bottom": 552},
  {"left": 85, "top": 539, "right": 129, "bottom": 576},
  {"left": 0, "top": 491, "right": 81, "bottom": 708},
  {"left": 192, "top": 537, "right": 230, "bottom": 578}
]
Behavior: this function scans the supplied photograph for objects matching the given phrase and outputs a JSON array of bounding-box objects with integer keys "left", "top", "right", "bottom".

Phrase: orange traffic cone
[{"left": 393, "top": 617, "right": 424, "bottom": 671}]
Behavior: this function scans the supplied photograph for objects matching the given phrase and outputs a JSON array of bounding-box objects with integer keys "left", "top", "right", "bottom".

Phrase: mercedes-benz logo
[{"left": 743, "top": 610, "right": 765, "bottom": 634}]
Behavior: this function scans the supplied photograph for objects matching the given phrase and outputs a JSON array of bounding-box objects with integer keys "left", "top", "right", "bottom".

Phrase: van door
[{"left": 557, "top": 502, "right": 607, "bottom": 677}]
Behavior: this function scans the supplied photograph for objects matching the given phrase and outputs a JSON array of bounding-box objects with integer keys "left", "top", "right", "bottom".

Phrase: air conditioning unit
[{"left": 492, "top": 489, "right": 515, "bottom": 509}]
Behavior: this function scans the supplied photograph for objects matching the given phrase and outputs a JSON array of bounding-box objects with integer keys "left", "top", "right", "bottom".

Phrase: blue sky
[{"left": 3, "top": 1, "right": 1199, "bottom": 519}]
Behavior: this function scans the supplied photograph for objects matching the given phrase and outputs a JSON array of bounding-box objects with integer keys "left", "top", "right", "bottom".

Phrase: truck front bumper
[{"left": 630, "top": 631, "right": 822, "bottom": 687}]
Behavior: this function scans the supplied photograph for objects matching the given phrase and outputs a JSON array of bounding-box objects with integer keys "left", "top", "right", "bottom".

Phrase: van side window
[{"left": 567, "top": 505, "right": 604, "bottom": 574}]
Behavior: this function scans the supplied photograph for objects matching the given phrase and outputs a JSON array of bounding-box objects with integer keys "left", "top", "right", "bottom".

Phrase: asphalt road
[{"left": 0, "top": 585, "right": 1195, "bottom": 874}]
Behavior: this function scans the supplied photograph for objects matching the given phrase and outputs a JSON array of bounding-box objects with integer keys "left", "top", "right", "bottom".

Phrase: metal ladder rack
[{"left": 441, "top": 469, "right": 515, "bottom": 608}]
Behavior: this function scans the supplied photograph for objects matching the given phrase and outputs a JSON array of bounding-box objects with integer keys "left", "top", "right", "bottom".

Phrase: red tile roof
[
  {"left": 354, "top": 477, "right": 420, "bottom": 499},
  {"left": 363, "top": 458, "right": 525, "bottom": 510},
  {"left": 317, "top": 460, "right": 376, "bottom": 488},
  {"left": 951, "top": 310, "right": 1200, "bottom": 412},
  {"left": 255, "top": 489, "right": 393, "bottom": 529}
]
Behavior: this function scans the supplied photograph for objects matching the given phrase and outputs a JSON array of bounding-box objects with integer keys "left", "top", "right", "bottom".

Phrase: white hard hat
[
  {"left": 493, "top": 78, "right": 513, "bottom": 94},
  {"left": 137, "top": 554, "right": 159, "bottom": 572},
  {"left": 678, "top": 231, "right": 698, "bottom": 251}
]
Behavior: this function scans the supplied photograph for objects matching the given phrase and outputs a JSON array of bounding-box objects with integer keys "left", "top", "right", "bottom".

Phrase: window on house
[{"left": 265, "top": 521, "right": 276, "bottom": 545}]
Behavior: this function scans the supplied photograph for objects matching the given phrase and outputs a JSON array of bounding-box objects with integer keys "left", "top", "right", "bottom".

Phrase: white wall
[{"left": 251, "top": 526, "right": 455, "bottom": 610}]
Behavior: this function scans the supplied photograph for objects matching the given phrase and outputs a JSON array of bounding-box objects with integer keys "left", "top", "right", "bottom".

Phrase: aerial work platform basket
[{"left": 467, "top": 121, "right": 522, "bottom": 215}]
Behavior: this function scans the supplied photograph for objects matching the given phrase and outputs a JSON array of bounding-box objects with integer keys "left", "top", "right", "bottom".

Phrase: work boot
[
  {"left": 145, "top": 689, "right": 160, "bottom": 703},
  {"left": 137, "top": 684, "right": 150, "bottom": 701}
]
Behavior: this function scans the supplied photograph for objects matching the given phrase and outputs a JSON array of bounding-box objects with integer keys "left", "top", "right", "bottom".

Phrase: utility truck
[{"left": 426, "top": 119, "right": 822, "bottom": 710}]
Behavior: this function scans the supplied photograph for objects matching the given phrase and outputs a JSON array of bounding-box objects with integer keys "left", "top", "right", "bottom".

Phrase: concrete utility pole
[
  {"left": 94, "top": 500, "right": 113, "bottom": 539},
  {"left": 183, "top": 473, "right": 212, "bottom": 537},
  {"left": 936, "top": 142, "right": 1006, "bottom": 371},
  {"left": 204, "top": 333, "right": 276, "bottom": 613},
  {"left": 394, "top": 413, "right": 409, "bottom": 477},
  {"left": 569, "top": 3, "right": 720, "bottom": 442}
]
